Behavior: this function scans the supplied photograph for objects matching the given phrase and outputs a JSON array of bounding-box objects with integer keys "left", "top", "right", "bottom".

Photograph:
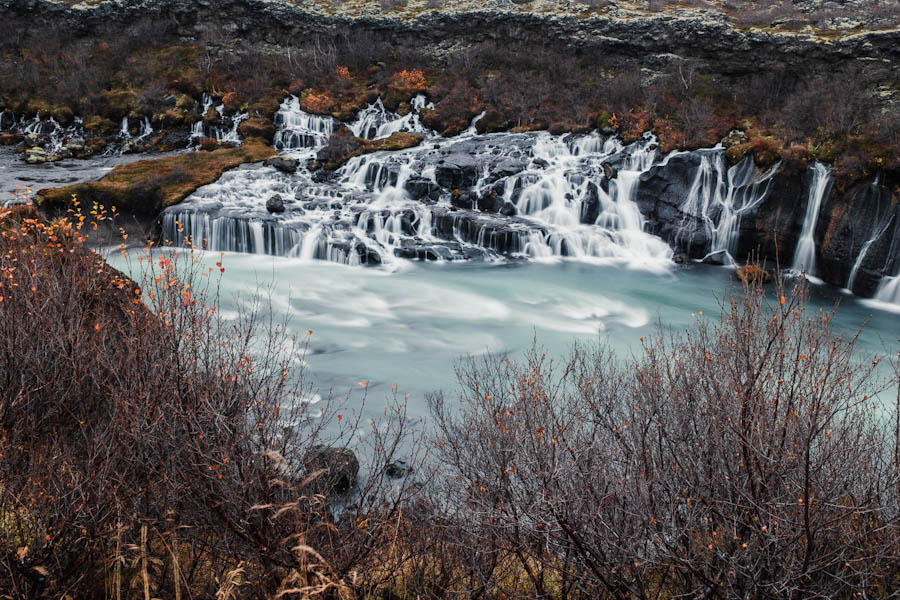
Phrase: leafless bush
[
  {"left": 430, "top": 276, "right": 900, "bottom": 598},
  {"left": 0, "top": 204, "right": 419, "bottom": 597}
]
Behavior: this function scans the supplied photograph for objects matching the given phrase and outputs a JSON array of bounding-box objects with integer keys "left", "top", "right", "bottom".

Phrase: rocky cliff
[{"left": 4, "top": 0, "right": 900, "bottom": 75}]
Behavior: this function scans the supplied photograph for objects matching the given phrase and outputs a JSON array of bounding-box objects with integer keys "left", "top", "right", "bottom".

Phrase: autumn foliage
[
  {"left": 300, "top": 89, "right": 337, "bottom": 114},
  {"left": 1, "top": 197, "right": 898, "bottom": 598},
  {"left": 0, "top": 201, "right": 417, "bottom": 598},
  {"left": 389, "top": 69, "right": 427, "bottom": 94}
]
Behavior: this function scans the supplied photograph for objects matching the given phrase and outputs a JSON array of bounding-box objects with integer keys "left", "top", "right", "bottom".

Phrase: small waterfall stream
[
  {"left": 675, "top": 151, "right": 779, "bottom": 262},
  {"left": 161, "top": 97, "right": 673, "bottom": 271},
  {"left": 348, "top": 95, "right": 433, "bottom": 140},
  {"left": 791, "top": 161, "right": 831, "bottom": 276},
  {"left": 188, "top": 93, "right": 249, "bottom": 144},
  {"left": 154, "top": 93, "right": 899, "bottom": 308}
]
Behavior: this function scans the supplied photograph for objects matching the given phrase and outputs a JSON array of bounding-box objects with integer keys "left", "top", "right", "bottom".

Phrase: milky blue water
[{"left": 106, "top": 250, "right": 899, "bottom": 427}]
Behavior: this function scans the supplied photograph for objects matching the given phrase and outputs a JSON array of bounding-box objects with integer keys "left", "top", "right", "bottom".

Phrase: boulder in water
[
  {"left": 500, "top": 201, "right": 517, "bottom": 217},
  {"left": 386, "top": 460, "right": 413, "bottom": 478},
  {"left": 581, "top": 181, "right": 601, "bottom": 224},
  {"left": 477, "top": 189, "right": 504, "bottom": 213},
  {"left": 266, "top": 194, "right": 285, "bottom": 213},
  {"left": 264, "top": 156, "right": 299, "bottom": 174},
  {"left": 24, "top": 147, "right": 57, "bottom": 164},
  {"left": 601, "top": 161, "right": 618, "bottom": 180},
  {"left": 404, "top": 176, "right": 441, "bottom": 201},
  {"left": 451, "top": 189, "right": 477, "bottom": 210},
  {"left": 435, "top": 153, "right": 480, "bottom": 190},
  {"left": 303, "top": 446, "right": 359, "bottom": 494}
]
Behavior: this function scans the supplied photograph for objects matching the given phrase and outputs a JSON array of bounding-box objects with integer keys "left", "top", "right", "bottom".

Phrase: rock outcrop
[{"left": 3, "top": 0, "right": 899, "bottom": 76}]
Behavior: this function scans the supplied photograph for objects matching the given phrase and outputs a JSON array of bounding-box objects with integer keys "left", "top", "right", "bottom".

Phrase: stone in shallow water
[
  {"left": 435, "top": 152, "right": 481, "bottom": 190},
  {"left": 264, "top": 156, "right": 299, "bottom": 174},
  {"left": 266, "top": 193, "right": 285, "bottom": 213}
]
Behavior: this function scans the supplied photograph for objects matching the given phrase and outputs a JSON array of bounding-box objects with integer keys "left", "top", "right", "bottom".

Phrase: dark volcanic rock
[
  {"left": 635, "top": 151, "right": 707, "bottom": 254},
  {"left": 581, "top": 181, "right": 601, "bottom": 224},
  {"left": 477, "top": 189, "right": 504, "bottom": 213},
  {"left": 316, "top": 125, "right": 361, "bottom": 167},
  {"left": 436, "top": 153, "right": 481, "bottom": 190},
  {"left": 738, "top": 167, "right": 808, "bottom": 266},
  {"left": 5, "top": 1, "right": 900, "bottom": 79},
  {"left": 404, "top": 175, "right": 441, "bottom": 201},
  {"left": 818, "top": 179, "right": 900, "bottom": 296},
  {"left": 264, "top": 156, "right": 299, "bottom": 174},
  {"left": 266, "top": 193, "right": 285, "bottom": 213}
]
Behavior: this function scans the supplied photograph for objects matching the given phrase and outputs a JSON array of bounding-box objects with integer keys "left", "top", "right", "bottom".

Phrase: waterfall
[
  {"left": 676, "top": 152, "right": 778, "bottom": 261},
  {"left": 791, "top": 161, "right": 832, "bottom": 275},
  {"left": 214, "top": 112, "right": 247, "bottom": 144},
  {"left": 163, "top": 104, "right": 678, "bottom": 272},
  {"left": 19, "top": 116, "right": 77, "bottom": 155},
  {"left": 188, "top": 93, "right": 247, "bottom": 144},
  {"left": 461, "top": 111, "right": 487, "bottom": 137},
  {"left": 273, "top": 96, "right": 336, "bottom": 151},
  {"left": 846, "top": 214, "right": 895, "bottom": 292},
  {"left": 499, "top": 133, "right": 672, "bottom": 269},
  {"left": 348, "top": 95, "right": 434, "bottom": 140},
  {"left": 874, "top": 275, "right": 900, "bottom": 304}
]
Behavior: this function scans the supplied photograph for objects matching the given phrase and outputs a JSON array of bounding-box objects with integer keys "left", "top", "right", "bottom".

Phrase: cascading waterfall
[
  {"left": 273, "top": 96, "right": 336, "bottom": 151},
  {"left": 348, "top": 95, "right": 433, "bottom": 140},
  {"left": 846, "top": 214, "right": 895, "bottom": 292},
  {"left": 163, "top": 99, "right": 676, "bottom": 271},
  {"left": 501, "top": 133, "right": 671, "bottom": 269},
  {"left": 188, "top": 93, "right": 248, "bottom": 144},
  {"left": 120, "top": 116, "right": 154, "bottom": 142},
  {"left": 675, "top": 151, "right": 779, "bottom": 261},
  {"left": 791, "top": 161, "right": 831, "bottom": 275}
]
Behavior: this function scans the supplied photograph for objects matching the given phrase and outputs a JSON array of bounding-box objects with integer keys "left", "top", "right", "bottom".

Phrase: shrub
[
  {"left": 429, "top": 276, "right": 900, "bottom": 598},
  {"left": 0, "top": 205, "right": 419, "bottom": 597},
  {"left": 300, "top": 89, "right": 337, "bottom": 114},
  {"left": 389, "top": 69, "right": 427, "bottom": 95}
]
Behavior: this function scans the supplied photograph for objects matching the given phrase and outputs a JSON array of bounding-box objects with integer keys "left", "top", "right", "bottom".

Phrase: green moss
[
  {"left": 37, "top": 141, "right": 276, "bottom": 217},
  {"left": 321, "top": 132, "right": 424, "bottom": 170},
  {"left": 237, "top": 117, "right": 277, "bottom": 144},
  {"left": 83, "top": 116, "right": 118, "bottom": 136},
  {"left": 725, "top": 136, "right": 782, "bottom": 168},
  {"left": 475, "top": 110, "right": 510, "bottom": 135},
  {"left": 100, "top": 89, "right": 139, "bottom": 120}
]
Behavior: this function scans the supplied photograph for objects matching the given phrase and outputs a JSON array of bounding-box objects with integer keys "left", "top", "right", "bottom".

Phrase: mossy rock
[
  {"left": 50, "top": 106, "right": 75, "bottom": 127},
  {"left": 83, "top": 116, "right": 119, "bottom": 136},
  {"left": 250, "top": 93, "right": 282, "bottom": 117},
  {"left": 100, "top": 89, "right": 139, "bottom": 120},
  {"left": 237, "top": 117, "right": 276, "bottom": 144},
  {"left": 475, "top": 109, "right": 510, "bottom": 135},
  {"left": 221, "top": 92, "right": 241, "bottom": 113},
  {"left": 37, "top": 141, "right": 276, "bottom": 219},
  {"left": 203, "top": 107, "right": 220, "bottom": 127},
  {"left": 152, "top": 109, "right": 188, "bottom": 128},
  {"left": 316, "top": 128, "right": 423, "bottom": 170},
  {"left": 0, "top": 133, "right": 23, "bottom": 146},
  {"left": 25, "top": 99, "right": 53, "bottom": 119},
  {"left": 175, "top": 94, "right": 197, "bottom": 112}
]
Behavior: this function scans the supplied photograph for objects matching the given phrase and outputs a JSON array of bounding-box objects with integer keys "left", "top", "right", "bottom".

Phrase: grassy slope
[{"left": 36, "top": 140, "right": 275, "bottom": 216}]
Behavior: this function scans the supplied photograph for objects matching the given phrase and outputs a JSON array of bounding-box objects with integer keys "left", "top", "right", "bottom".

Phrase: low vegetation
[
  {"left": 35, "top": 140, "right": 275, "bottom": 216},
  {"left": 315, "top": 128, "right": 424, "bottom": 170},
  {"left": 1, "top": 204, "right": 897, "bottom": 598},
  {"left": 1, "top": 15, "right": 898, "bottom": 190}
]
